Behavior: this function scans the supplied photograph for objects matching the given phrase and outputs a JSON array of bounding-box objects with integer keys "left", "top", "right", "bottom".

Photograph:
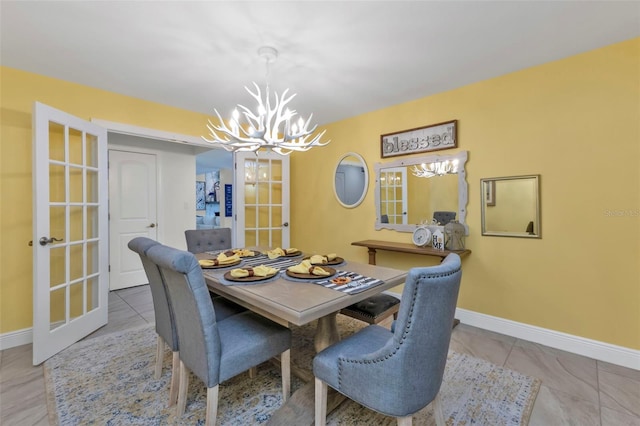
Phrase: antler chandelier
[
  {"left": 411, "top": 159, "right": 459, "bottom": 178},
  {"left": 202, "top": 46, "right": 330, "bottom": 156}
]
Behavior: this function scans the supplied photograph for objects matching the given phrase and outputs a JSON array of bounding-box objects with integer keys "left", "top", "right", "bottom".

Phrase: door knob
[
  {"left": 39, "top": 236, "right": 63, "bottom": 246},
  {"left": 147, "top": 223, "right": 156, "bottom": 228},
  {"left": 282, "top": 222, "right": 289, "bottom": 227}
]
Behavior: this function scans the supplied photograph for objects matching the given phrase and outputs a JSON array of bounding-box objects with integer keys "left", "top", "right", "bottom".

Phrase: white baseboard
[
  {"left": 384, "top": 290, "right": 639, "bottom": 370},
  {"left": 2, "top": 303, "right": 639, "bottom": 371},
  {"left": 455, "top": 308, "right": 640, "bottom": 371},
  {"left": 0, "top": 327, "right": 32, "bottom": 351}
]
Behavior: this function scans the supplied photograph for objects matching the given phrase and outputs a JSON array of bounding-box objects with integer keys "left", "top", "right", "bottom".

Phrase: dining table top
[{"left": 197, "top": 250, "right": 407, "bottom": 328}]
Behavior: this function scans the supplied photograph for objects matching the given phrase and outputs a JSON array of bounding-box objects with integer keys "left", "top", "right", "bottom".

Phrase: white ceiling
[{"left": 2, "top": 1, "right": 639, "bottom": 171}]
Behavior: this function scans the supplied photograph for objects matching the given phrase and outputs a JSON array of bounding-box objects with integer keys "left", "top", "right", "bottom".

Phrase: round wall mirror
[{"left": 334, "top": 152, "right": 368, "bottom": 208}]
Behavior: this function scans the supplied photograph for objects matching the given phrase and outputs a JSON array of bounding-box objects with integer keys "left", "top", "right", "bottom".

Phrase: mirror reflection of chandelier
[
  {"left": 202, "top": 46, "right": 330, "bottom": 156},
  {"left": 411, "top": 159, "right": 459, "bottom": 178}
]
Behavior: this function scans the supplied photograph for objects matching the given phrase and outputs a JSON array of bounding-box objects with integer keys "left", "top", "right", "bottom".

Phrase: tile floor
[{"left": 1, "top": 284, "right": 638, "bottom": 425}]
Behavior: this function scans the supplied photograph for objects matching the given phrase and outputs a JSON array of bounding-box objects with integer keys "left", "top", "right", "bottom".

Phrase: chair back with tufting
[{"left": 184, "top": 228, "right": 232, "bottom": 254}]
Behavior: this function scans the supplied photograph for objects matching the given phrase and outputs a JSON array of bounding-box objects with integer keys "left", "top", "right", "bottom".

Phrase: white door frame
[{"left": 91, "top": 119, "right": 209, "bottom": 147}]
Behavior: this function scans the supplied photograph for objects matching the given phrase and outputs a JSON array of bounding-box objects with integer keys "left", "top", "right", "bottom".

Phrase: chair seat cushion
[
  {"left": 341, "top": 294, "right": 400, "bottom": 323},
  {"left": 313, "top": 324, "right": 391, "bottom": 389},
  {"left": 217, "top": 312, "right": 291, "bottom": 383}
]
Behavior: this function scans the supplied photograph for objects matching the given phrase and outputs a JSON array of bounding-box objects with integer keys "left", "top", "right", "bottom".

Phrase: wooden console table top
[{"left": 352, "top": 239, "right": 471, "bottom": 265}]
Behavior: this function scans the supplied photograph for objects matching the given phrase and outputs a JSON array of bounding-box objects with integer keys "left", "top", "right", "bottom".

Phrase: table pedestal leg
[
  {"left": 314, "top": 312, "right": 340, "bottom": 353},
  {"left": 266, "top": 381, "right": 346, "bottom": 425}
]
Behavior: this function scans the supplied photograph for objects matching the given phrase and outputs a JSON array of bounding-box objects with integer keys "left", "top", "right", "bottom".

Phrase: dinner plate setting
[
  {"left": 282, "top": 259, "right": 337, "bottom": 282},
  {"left": 303, "top": 254, "right": 345, "bottom": 266},
  {"left": 220, "top": 264, "right": 282, "bottom": 285},
  {"left": 223, "top": 270, "right": 279, "bottom": 282},
  {"left": 285, "top": 266, "right": 337, "bottom": 280},
  {"left": 198, "top": 258, "right": 242, "bottom": 269}
]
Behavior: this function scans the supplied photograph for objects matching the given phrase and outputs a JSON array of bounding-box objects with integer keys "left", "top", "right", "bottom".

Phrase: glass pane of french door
[
  {"left": 233, "top": 150, "right": 289, "bottom": 249},
  {"left": 47, "top": 123, "right": 100, "bottom": 330},
  {"left": 243, "top": 155, "right": 284, "bottom": 247}
]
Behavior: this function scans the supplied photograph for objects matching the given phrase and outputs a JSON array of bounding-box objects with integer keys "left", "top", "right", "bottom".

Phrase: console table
[{"left": 351, "top": 239, "right": 471, "bottom": 265}]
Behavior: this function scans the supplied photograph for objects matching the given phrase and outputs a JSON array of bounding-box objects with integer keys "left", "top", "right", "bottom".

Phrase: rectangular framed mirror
[
  {"left": 374, "top": 150, "right": 468, "bottom": 234},
  {"left": 480, "top": 175, "right": 541, "bottom": 238}
]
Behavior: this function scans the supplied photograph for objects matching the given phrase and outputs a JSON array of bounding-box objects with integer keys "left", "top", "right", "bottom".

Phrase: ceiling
[{"left": 2, "top": 1, "right": 639, "bottom": 171}]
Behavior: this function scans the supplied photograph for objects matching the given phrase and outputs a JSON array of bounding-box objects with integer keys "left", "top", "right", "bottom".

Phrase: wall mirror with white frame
[
  {"left": 374, "top": 150, "right": 468, "bottom": 233},
  {"left": 334, "top": 152, "right": 369, "bottom": 208},
  {"left": 481, "top": 174, "right": 541, "bottom": 238}
]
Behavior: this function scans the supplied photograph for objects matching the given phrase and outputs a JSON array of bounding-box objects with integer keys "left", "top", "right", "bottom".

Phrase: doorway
[
  {"left": 106, "top": 132, "right": 198, "bottom": 290},
  {"left": 195, "top": 148, "right": 233, "bottom": 233}
]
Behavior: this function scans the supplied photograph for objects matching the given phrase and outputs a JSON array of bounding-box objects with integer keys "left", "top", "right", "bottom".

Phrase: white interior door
[
  {"left": 32, "top": 102, "right": 109, "bottom": 365},
  {"left": 234, "top": 151, "right": 290, "bottom": 248},
  {"left": 108, "top": 149, "right": 157, "bottom": 290}
]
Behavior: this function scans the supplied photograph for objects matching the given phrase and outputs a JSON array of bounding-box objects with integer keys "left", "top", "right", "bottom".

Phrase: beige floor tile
[
  {"left": 84, "top": 293, "right": 148, "bottom": 340},
  {"left": 0, "top": 396, "right": 49, "bottom": 426},
  {"left": 599, "top": 368, "right": 640, "bottom": 418},
  {"left": 506, "top": 340, "right": 599, "bottom": 403},
  {"left": 449, "top": 323, "right": 516, "bottom": 366},
  {"left": 601, "top": 406, "right": 640, "bottom": 426},
  {"left": 119, "top": 285, "right": 155, "bottom": 317},
  {"left": 115, "top": 283, "right": 151, "bottom": 299},
  {"left": 0, "top": 348, "right": 48, "bottom": 426},
  {"left": 529, "top": 385, "right": 600, "bottom": 426},
  {"left": 598, "top": 359, "right": 640, "bottom": 382},
  {"left": 125, "top": 296, "right": 155, "bottom": 317},
  {"left": 0, "top": 344, "right": 39, "bottom": 384}
]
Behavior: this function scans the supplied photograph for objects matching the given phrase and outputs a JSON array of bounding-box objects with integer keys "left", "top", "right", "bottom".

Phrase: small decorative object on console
[
  {"left": 432, "top": 228, "right": 445, "bottom": 251},
  {"left": 412, "top": 226, "right": 432, "bottom": 247},
  {"left": 444, "top": 220, "right": 466, "bottom": 250}
]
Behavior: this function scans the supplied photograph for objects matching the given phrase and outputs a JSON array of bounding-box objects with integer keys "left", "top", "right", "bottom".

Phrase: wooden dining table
[{"left": 197, "top": 250, "right": 407, "bottom": 425}]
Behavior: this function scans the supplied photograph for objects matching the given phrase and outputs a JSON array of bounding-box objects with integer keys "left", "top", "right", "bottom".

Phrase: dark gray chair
[
  {"left": 433, "top": 211, "right": 456, "bottom": 226},
  {"left": 146, "top": 243, "right": 291, "bottom": 425},
  {"left": 314, "top": 253, "right": 462, "bottom": 426},
  {"left": 127, "top": 237, "right": 245, "bottom": 408},
  {"left": 340, "top": 293, "right": 400, "bottom": 325},
  {"left": 184, "top": 228, "right": 232, "bottom": 254}
]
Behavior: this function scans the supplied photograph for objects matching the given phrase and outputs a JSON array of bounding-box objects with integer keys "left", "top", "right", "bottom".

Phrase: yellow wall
[
  {"left": 290, "top": 38, "right": 640, "bottom": 350},
  {"left": 1, "top": 38, "right": 638, "bottom": 351}
]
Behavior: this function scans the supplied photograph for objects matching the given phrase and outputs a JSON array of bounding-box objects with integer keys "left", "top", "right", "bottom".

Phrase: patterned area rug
[{"left": 44, "top": 316, "right": 540, "bottom": 425}]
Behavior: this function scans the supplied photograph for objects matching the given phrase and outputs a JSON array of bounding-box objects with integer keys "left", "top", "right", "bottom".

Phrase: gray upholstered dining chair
[
  {"left": 127, "top": 237, "right": 245, "bottom": 408},
  {"left": 183, "top": 227, "right": 248, "bottom": 326},
  {"left": 184, "top": 228, "right": 232, "bottom": 254},
  {"left": 146, "top": 243, "right": 292, "bottom": 426},
  {"left": 313, "top": 253, "right": 462, "bottom": 426}
]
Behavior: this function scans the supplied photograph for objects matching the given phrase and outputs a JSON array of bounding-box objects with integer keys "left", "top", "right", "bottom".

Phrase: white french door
[
  {"left": 32, "top": 102, "right": 109, "bottom": 365},
  {"left": 108, "top": 149, "right": 158, "bottom": 290},
  {"left": 234, "top": 151, "right": 290, "bottom": 248}
]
